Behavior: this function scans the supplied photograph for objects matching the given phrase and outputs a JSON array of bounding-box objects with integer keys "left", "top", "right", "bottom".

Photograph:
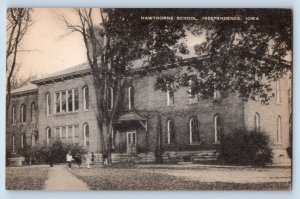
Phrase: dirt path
[
  {"left": 141, "top": 167, "right": 291, "bottom": 183},
  {"left": 44, "top": 165, "right": 89, "bottom": 191}
]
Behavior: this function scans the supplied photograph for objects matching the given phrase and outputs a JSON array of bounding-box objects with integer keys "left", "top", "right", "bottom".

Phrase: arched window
[
  {"left": 214, "top": 115, "right": 222, "bottom": 143},
  {"left": 254, "top": 113, "right": 260, "bottom": 130},
  {"left": 167, "top": 90, "right": 174, "bottom": 106},
  {"left": 46, "top": 127, "right": 51, "bottom": 144},
  {"left": 46, "top": 93, "right": 51, "bottom": 115},
  {"left": 83, "top": 86, "right": 89, "bottom": 110},
  {"left": 128, "top": 86, "right": 134, "bottom": 110},
  {"left": 20, "top": 104, "right": 26, "bottom": 123},
  {"left": 214, "top": 88, "right": 221, "bottom": 100},
  {"left": 277, "top": 116, "right": 282, "bottom": 143},
  {"left": 189, "top": 118, "right": 200, "bottom": 144},
  {"left": 276, "top": 79, "right": 281, "bottom": 104},
  {"left": 83, "top": 123, "right": 90, "bottom": 147},
  {"left": 12, "top": 105, "right": 16, "bottom": 124},
  {"left": 107, "top": 87, "right": 113, "bottom": 110},
  {"left": 12, "top": 135, "right": 16, "bottom": 153},
  {"left": 167, "top": 119, "right": 175, "bottom": 144},
  {"left": 31, "top": 102, "right": 36, "bottom": 122},
  {"left": 21, "top": 133, "right": 26, "bottom": 149}
]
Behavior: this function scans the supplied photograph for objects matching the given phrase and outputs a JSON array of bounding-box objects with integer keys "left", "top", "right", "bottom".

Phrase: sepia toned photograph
[{"left": 5, "top": 8, "right": 292, "bottom": 191}]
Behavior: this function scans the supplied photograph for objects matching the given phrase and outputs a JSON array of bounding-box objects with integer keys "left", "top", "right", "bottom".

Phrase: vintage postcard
[{"left": 5, "top": 8, "right": 292, "bottom": 190}]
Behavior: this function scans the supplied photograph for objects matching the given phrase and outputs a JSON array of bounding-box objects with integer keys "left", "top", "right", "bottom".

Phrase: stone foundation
[{"left": 7, "top": 156, "right": 25, "bottom": 167}]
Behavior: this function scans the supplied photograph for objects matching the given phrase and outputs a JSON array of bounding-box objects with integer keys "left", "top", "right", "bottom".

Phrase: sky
[
  {"left": 17, "top": 9, "right": 88, "bottom": 78},
  {"left": 13, "top": 8, "right": 291, "bottom": 79},
  {"left": 15, "top": 8, "right": 202, "bottom": 79}
]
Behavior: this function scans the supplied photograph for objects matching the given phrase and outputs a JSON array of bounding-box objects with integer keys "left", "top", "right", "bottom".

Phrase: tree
[
  {"left": 61, "top": 9, "right": 187, "bottom": 164},
  {"left": 187, "top": 9, "right": 291, "bottom": 103},
  {"left": 6, "top": 8, "right": 33, "bottom": 115}
]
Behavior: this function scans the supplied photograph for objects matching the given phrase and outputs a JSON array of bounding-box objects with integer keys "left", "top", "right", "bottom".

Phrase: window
[
  {"left": 74, "top": 89, "right": 79, "bottom": 110},
  {"left": 277, "top": 116, "right": 282, "bottom": 143},
  {"left": 188, "top": 78, "right": 198, "bottom": 103},
  {"left": 167, "top": 119, "right": 175, "bottom": 144},
  {"left": 276, "top": 79, "right": 281, "bottom": 104},
  {"left": 74, "top": 125, "right": 79, "bottom": 138},
  {"left": 189, "top": 118, "right": 200, "bottom": 144},
  {"left": 61, "top": 126, "right": 66, "bottom": 139},
  {"left": 31, "top": 102, "right": 36, "bottom": 122},
  {"left": 20, "top": 104, "right": 26, "bottom": 123},
  {"left": 68, "top": 126, "right": 73, "bottom": 139},
  {"left": 83, "top": 123, "right": 90, "bottom": 147},
  {"left": 61, "top": 91, "right": 67, "bottom": 113},
  {"left": 214, "top": 115, "right": 222, "bottom": 143},
  {"left": 167, "top": 89, "right": 174, "bottom": 106},
  {"left": 12, "top": 135, "right": 16, "bottom": 153},
  {"left": 128, "top": 86, "right": 134, "bottom": 110},
  {"left": 55, "top": 92, "right": 60, "bottom": 113},
  {"left": 107, "top": 87, "right": 113, "bottom": 110},
  {"left": 12, "top": 105, "right": 16, "bottom": 124},
  {"left": 46, "top": 127, "right": 51, "bottom": 144},
  {"left": 21, "top": 133, "right": 26, "bottom": 149},
  {"left": 254, "top": 113, "right": 260, "bottom": 130},
  {"left": 214, "top": 88, "right": 221, "bottom": 100},
  {"left": 83, "top": 86, "right": 89, "bottom": 110},
  {"left": 46, "top": 93, "right": 51, "bottom": 115},
  {"left": 67, "top": 90, "right": 73, "bottom": 112},
  {"left": 54, "top": 89, "right": 79, "bottom": 114}
]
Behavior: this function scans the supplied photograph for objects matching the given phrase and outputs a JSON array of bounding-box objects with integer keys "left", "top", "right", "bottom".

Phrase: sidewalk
[{"left": 44, "top": 165, "right": 89, "bottom": 191}]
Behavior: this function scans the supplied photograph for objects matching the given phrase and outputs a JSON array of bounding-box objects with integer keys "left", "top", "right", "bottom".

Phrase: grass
[
  {"left": 70, "top": 167, "right": 291, "bottom": 190},
  {"left": 6, "top": 166, "right": 49, "bottom": 190}
]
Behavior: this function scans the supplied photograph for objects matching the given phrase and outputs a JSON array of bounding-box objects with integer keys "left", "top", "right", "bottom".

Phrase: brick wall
[
  {"left": 37, "top": 75, "right": 101, "bottom": 153},
  {"left": 6, "top": 91, "right": 38, "bottom": 155},
  {"left": 244, "top": 75, "right": 291, "bottom": 151},
  {"left": 117, "top": 74, "right": 245, "bottom": 153}
]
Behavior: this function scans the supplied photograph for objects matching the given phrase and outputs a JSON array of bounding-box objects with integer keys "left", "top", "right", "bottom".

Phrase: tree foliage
[
  {"left": 155, "top": 9, "right": 291, "bottom": 104},
  {"left": 189, "top": 9, "right": 291, "bottom": 103}
]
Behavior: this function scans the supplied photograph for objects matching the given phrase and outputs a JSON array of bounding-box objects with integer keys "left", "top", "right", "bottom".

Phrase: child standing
[{"left": 66, "top": 151, "right": 73, "bottom": 170}]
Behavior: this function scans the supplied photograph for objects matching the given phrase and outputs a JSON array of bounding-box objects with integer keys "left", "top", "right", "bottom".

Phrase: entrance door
[{"left": 126, "top": 131, "right": 136, "bottom": 154}]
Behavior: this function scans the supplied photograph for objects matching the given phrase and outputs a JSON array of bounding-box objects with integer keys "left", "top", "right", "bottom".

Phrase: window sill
[{"left": 53, "top": 111, "right": 79, "bottom": 116}]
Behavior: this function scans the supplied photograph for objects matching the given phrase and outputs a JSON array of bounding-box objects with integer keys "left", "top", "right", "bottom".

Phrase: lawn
[
  {"left": 6, "top": 166, "right": 49, "bottom": 190},
  {"left": 70, "top": 167, "right": 291, "bottom": 190}
]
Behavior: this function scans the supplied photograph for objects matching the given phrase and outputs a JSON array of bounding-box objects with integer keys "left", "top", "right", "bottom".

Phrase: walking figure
[
  {"left": 91, "top": 152, "right": 95, "bottom": 165},
  {"left": 66, "top": 151, "right": 73, "bottom": 170},
  {"left": 85, "top": 152, "right": 92, "bottom": 169},
  {"left": 74, "top": 152, "right": 82, "bottom": 168}
]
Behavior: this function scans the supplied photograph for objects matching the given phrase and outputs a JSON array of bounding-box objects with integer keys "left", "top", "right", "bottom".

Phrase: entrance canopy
[{"left": 116, "top": 112, "right": 148, "bottom": 130}]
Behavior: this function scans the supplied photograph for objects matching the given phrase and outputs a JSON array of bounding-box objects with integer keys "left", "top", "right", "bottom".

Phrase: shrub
[
  {"left": 219, "top": 128, "right": 273, "bottom": 166},
  {"left": 35, "top": 139, "right": 87, "bottom": 166}
]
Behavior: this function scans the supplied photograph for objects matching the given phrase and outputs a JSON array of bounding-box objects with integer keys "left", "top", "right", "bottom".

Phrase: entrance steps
[{"left": 163, "top": 150, "right": 218, "bottom": 163}]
